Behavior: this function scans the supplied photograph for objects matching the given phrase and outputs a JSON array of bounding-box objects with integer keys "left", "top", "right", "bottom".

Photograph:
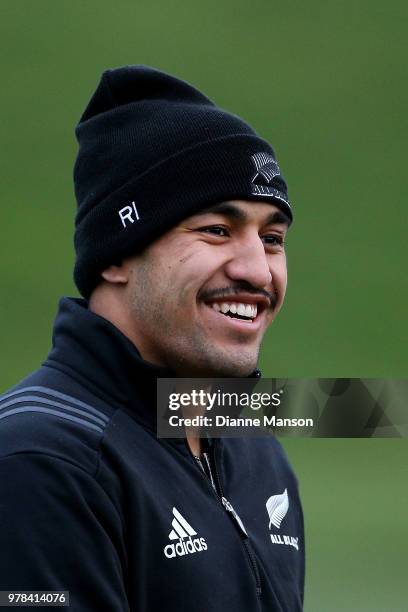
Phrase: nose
[{"left": 224, "top": 231, "right": 272, "bottom": 290}]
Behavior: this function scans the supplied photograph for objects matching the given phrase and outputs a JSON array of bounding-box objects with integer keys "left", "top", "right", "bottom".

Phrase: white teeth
[
  {"left": 237, "top": 304, "right": 246, "bottom": 316},
  {"left": 209, "top": 301, "right": 258, "bottom": 319},
  {"left": 245, "top": 304, "right": 253, "bottom": 318}
]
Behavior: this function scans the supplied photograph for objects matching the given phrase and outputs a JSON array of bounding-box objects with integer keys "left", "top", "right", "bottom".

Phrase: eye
[
  {"left": 262, "top": 234, "right": 285, "bottom": 247},
  {"left": 197, "top": 226, "right": 230, "bottom": 237}
]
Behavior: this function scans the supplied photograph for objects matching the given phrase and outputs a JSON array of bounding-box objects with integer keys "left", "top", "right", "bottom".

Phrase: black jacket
[{"left": 0, "top": 298, "right": 305, "bottom": 611}]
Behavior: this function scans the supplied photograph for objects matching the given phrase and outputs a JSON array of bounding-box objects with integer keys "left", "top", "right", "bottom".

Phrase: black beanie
[{"left": 73, "top": 65, "right": 292, "bottom": 298}]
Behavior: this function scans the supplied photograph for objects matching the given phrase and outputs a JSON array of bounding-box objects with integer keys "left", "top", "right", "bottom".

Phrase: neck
[
  {"left": 175, "top": 381, "right": 211, "bottom": 457},
  {"left": 186, "top": 433, "right": 202, "bottom": 457}
]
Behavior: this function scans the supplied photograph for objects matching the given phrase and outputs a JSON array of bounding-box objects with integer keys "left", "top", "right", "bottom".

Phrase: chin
[
  {"left": 204, "top": 354, "right": 258, "bottom": 378},
  {"left": 219, "top": 365, "right": 256, "bottom": 378},
  {"left": 168, "top": 338, "right": 259, "bottom": 378}
]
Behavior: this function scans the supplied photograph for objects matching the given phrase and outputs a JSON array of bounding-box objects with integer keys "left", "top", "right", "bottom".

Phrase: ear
[{"left": 101, "top": 262, "right": 129, "bottom": 284}]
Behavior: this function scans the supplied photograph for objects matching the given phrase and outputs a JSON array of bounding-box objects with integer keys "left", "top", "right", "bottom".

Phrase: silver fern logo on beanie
[
  {"left": 251, "top": 152, "right": 291, "bottom": 208},
  {"left": 251, "top": 152, "right": 281, "bottom": 184}
]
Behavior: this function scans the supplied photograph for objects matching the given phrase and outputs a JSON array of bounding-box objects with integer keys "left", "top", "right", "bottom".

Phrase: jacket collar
[{"left": 46, "top": 297, "right": 261, "bottom": 433}]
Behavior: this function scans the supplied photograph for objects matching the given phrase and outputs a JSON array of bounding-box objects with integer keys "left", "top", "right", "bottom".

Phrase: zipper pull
[{"left": 221, "top": 497, "right": 248, "bottom": 537}]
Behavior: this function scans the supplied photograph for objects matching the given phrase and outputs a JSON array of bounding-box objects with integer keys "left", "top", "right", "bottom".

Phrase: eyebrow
[{"left": 194, "top": 202, "right": 291, "bottom": 227}]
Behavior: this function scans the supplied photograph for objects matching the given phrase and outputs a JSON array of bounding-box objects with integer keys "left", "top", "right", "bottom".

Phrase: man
[{"left": 0, "top": 66, "right": 304, "bottom": 610}]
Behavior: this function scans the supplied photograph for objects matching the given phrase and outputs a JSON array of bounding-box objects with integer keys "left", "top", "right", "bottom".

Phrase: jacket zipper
[{"left": 191, "top": 440, "right": 262, "bottom": 598}]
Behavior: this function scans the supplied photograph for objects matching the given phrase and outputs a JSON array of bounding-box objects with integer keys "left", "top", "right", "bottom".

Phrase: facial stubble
[{"left": 128, "top": 262, "right": 263, "bottom": 377}]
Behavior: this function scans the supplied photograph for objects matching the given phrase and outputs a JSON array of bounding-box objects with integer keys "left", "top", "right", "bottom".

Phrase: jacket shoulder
[{"left": 0, "top": 366, "right": 116, "bottom": 475}]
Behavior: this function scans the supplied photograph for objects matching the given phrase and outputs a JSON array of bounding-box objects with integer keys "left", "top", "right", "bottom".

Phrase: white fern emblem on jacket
[{"left": 266, "top": 489, "right": 289, "bottom": 529}]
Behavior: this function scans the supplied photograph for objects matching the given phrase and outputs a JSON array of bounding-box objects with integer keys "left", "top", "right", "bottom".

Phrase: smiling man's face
[{"left": 115, "top": 200, "right": 289, "bottom": 377}]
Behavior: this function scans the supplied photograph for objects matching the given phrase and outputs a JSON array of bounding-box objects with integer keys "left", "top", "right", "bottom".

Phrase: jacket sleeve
[{"left": 0, "top": 453, "right": 129, "bottom": 612}]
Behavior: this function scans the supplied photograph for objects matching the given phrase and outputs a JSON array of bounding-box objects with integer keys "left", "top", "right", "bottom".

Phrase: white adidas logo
[{"left": 164, "top": 507, "right": 208, "bottom": 559}]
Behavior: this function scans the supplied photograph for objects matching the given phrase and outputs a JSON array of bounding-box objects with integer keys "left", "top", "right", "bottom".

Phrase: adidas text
[{"left": 164, "top": 536, "right": 208, "bottom": 559}]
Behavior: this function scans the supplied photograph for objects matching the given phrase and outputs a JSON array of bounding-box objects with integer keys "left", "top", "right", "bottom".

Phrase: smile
[
  {"left": 210, "top": 302, "right": 257, "bottom": 321},
  {"left": 201, "top": 294, "right": 270, "bottom": 333}
]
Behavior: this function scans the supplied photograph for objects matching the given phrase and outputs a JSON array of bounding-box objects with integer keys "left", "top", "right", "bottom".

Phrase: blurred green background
[{"left": 1, "top": 1, "right": 406, "bottom": 610}]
